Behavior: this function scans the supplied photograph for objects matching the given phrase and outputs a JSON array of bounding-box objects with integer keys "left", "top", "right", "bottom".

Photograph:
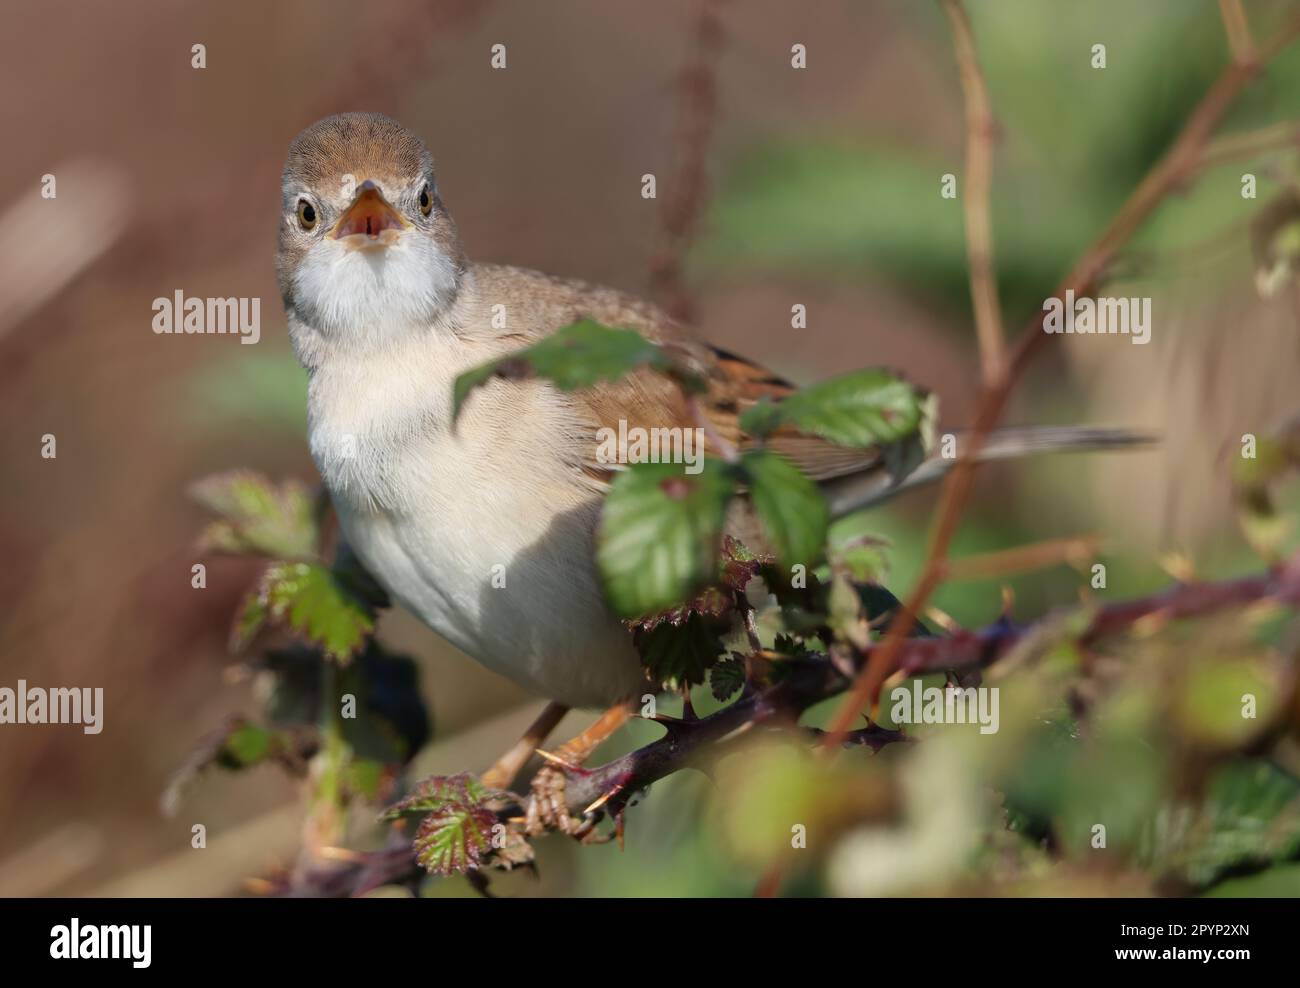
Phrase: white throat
[{"left": 289, "top": 233, "right": 461, "bottom": 364}]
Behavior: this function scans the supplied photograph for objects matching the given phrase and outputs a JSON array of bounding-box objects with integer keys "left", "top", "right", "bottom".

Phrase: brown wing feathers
[{"left": 475, "top": 265, "right": 886, "bottom": 486}]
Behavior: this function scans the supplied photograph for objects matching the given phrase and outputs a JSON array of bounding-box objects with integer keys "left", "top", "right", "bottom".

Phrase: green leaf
[
  {"left": 233, "top": 561, "right": 374, "bottom": 663},
  {"left": 710, "top": 656, "right": 746, "bottom": 701},
  {"left": 162, "top": 717, "right": 298, "bottom": 816},
  {"left": 221, "top": 722, "right": 272, "bottom": 766},
  {"left": 452, "top": 319, "right": 677, "bottom": 419},
  {"left": 772, "top": 633, "right": 813, "bottom": 659},
  {"left": 623, "top": 537, "right": 768, "bottom": 640},
  {"left": 234, "top": 594, "right": 270, "bottom": 652},
  {"left": 190, "top": 471, "right": 318, "bottom": 559},
  {"left": 740, "top": 369, "right": 928, "bottom": 447},
  {"left": 741, "top": 449, "right": 829, "bottom": 570},
  {"left": 383, "top": 772, "right": 493, "bottom": 820},
  {"left": 737, "top": 399, "right": 783, "bottom": 437},
  {"left": 383, "top": 773, "right": 511, "bottom": 877},
  {"left": 1151, "top": 760, "right": 1300, "bottom": 888},
  {"left": 597, "top": 460, "right": 738, "bottom": 617},
  {"left": 633, "top": 612, "right": 726, "bottom": 687},
  {"left": 628, "top": 587, "right": 733, "bottom": 635},
  {"left": 413, "top": 802, "right": 498, "bottom": 876}
]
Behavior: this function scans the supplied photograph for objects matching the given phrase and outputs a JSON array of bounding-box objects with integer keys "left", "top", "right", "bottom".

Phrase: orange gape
[{"left": 332, "top": 181, "right": 406, "bottom": 240}]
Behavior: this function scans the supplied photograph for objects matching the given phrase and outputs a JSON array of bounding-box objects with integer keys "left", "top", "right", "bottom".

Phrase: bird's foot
[
  {"left": 521, "top": 700, "right": 635, "bottom": 840},
  {"left": 524, "top": 756, "right": 586, "bottom": 837}
]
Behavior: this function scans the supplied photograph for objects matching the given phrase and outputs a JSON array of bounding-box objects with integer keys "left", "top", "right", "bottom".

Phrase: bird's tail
[{"left": 821, "top": 425, "right": 1155, "bottom": 519}]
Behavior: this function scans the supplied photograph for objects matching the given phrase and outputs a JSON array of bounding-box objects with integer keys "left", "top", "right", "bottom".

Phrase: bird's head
[{"left": 277, "top": 112, "right": 466, "bottom": 352}]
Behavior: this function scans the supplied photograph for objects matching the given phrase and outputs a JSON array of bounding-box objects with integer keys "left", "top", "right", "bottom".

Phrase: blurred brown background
[{"left": 2, "top": 0, "right": 1299, "bottom": 896}]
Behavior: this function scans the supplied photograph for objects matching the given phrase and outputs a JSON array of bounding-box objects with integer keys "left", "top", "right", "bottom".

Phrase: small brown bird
[{"left": 277, "top": 112, "right": 1139, "bottom": 821}]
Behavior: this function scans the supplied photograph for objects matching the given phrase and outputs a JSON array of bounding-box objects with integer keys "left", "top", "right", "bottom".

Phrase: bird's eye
[
  {"left": 297, "top": 199, "right": 317, "bottom": 230},
  {"left": 418, "top": 185, "right": 433, "bottom": 217}
]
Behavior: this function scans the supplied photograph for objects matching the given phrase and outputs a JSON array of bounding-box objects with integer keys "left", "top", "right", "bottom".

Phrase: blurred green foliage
[{"left": 698, "top": 0, "right": 1300, "bottom": 324}]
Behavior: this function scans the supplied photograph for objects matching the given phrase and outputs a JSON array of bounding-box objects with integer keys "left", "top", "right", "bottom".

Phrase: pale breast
[{"left": 306, "top": 332, "right": 647, "bottom": 708}]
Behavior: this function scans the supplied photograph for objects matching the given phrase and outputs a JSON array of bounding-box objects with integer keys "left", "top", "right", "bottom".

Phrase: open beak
[{"left": 331, "top": 180, "right": 407, "bottom": 248}]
